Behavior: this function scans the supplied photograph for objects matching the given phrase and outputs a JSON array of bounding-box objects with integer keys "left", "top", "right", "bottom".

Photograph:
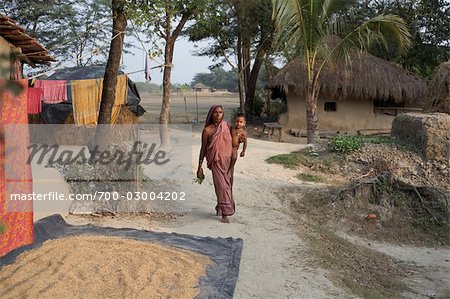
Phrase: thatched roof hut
[
  {"left": 424, "top": 61, "right": 450, "bottom": 114},
  {"left": 267, "top": 48, "right": 429, "bottom": 134},
  {"left": 267, "top": 51, "right": 428, "bottom": 107}
]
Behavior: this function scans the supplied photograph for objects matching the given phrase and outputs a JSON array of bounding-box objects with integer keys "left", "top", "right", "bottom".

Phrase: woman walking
[{"left": 197, "top": 105, "right": 234, "bottom": 223}]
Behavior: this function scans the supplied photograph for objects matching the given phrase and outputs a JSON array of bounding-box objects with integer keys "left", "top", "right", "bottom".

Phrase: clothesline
[
  {"left": 26, "top": 30, "right": 127, "bottom": 80},
  {"left": 26, "top": 74, "right": 128, "bottom": 126}
]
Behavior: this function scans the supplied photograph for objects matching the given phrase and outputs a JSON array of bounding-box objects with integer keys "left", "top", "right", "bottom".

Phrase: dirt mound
[
  {"left": 348, "top": 143, "right": 450, "bottom": 189},
  {"left": 391, "top": 113, "right": 450, "bottom": 164}
]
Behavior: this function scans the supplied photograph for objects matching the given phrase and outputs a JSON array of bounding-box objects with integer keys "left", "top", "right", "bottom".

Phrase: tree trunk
[
  {"left": 159, "top": 9, "right": 175, "bottom": 148},
  {"left": 98, "top": 0, "right": 126, "bottom": 125},
  {"left": 160, "top": 42, "right": 174, "bottom": 125},
  {"left": 158, "top": 9, "right": 191, "bottom": 148},
  {"left": 306, "top": 74, "right": 321, "bottom": 144},
  {"left": 244, "top": 49, "right": 265, "bottom": 121},
  {"left": 159, "top": 38, "right": 174, "bottom": 147},
  {"left": 92, "top": 0, "right": 126, "bottom": 154},
  {"left": 242, "top": 43, "right": 251, "bottom": 91},
  {"left": 236, "top": 8, "right": 245, "bottom": 113},
  {"left": 264, "top": 58, "right": 273, "bottom": 116}
]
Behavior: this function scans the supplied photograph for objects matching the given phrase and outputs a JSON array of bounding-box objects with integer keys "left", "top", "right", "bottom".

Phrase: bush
[
  {"left": 329, "top": 135, "right": 363, "bottom": 154},
  {"left": 252, "top": 89, "right": 266, "bottom": 117}
]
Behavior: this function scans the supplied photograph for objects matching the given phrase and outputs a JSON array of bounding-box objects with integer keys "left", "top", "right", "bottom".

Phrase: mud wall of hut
[{"left": 279, "top": 86, "right": 395, "bottom": 133}]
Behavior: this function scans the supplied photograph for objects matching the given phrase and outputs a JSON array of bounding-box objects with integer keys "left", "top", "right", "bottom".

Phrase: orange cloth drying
[{"left": 0, "top": 79, "right": 34, "bottom": 257}]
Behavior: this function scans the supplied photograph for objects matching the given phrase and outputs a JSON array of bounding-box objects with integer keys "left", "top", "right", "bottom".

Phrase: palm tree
[{"left": 272, "top": 0, "right": 412, "bottom": 143}]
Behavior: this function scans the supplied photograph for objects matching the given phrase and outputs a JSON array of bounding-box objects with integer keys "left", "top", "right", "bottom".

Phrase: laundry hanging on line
[
  {"left": 71, "top": 74, "right": 127, "bottom": 125},
  {"left": 34, "top": 80, "right": 67, "bottom": 104},
  {"left": 27, "top": 87, "right": 42, "bottom": 114}
]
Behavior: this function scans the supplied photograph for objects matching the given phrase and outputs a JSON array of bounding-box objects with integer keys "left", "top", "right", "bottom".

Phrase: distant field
[{"left": 138, "top": 92, "right": 240, "bottom": 125}]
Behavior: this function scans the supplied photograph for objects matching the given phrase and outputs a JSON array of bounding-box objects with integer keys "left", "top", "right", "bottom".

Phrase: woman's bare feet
[{"left": 221, "top": 216, "right": 229, "bottom": 223}]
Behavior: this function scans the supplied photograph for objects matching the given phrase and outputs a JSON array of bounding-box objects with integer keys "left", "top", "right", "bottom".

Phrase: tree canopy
[
  {"left": 355, "top": 0, "right": 450, "bottom": 78},
  {"left": 1, "top": 0, "right": 117, "bottom": 67}
]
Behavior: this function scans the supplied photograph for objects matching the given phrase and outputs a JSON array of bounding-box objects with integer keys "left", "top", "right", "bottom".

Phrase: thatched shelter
[
  {"left": 267, "top": 50, "right": 428, "bottom": 134},
  {"left": 193, "top": 82, "right": 211, "bottom": 92},
  {"left": 0, "top": 13, "right": 55, "bottom": 79},
  {"left": 424, "top": 61, "right": 450, "bottom": 114}
]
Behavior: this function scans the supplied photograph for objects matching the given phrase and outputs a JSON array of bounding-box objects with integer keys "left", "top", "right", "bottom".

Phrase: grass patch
[
  {"left": 328, "top": 135, "right": 416, "bottom": 155},
  {"left": 266, "top": 149, "right": 344, "bottom": 174},
  {"left": 296, "top": 173, "right": 323, "bottom": 182},
  {"left": 329, "top": 135, "right": 364, "bottom": 154},
  {"left": 265, "top": 151, "right": 311, "bottom": 169}
]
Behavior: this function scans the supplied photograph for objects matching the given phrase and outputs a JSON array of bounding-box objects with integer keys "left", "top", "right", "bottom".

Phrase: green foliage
[
  {"left": 252, "top": 97, "right": 265, "bottom": 117},
  {"left": 191, "top": 68, "right": 238, "bottom": 91},
  {"left": 1, "top": 0, "right": 119, "bottom": 68},
  {"left": 193, "top": 173, "right": 205, "bottom": 184},
  {"left": 187, "top": 0, "right": 275, "bottom": 115},
  {"left": 252, "top": 89, "right": 267, "bottom": 117},
  {"left": 128, "top": 0, "right": 215, "bottom": 45},
  {"left": 355, "top": 0, "right": 450, "bottom": 78},
  {"left": 265, "top": 99, "right": 286, "bottom": 118},
  {"left": 191, "top": 66, "right": 271, "bottom": 94},
  {"left": 188, "top": 0, "right": 274, "bottom": 65},
  {"left": 328, "top": 135, "right": 364, "bottom": 154},
  {"left": 171, "top": 83, "right": 191, "bottom": 92}
]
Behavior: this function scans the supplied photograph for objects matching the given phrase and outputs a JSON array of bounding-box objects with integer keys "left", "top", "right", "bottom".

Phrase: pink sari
[{"left": 204, "top": 105, "right": 235, "bottom": 216}]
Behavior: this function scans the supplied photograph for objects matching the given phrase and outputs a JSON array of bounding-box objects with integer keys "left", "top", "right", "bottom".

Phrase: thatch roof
[
  {"left": 194, "top": 82, "right": 211, "bottom": 89},
  {"left": 0, "top": 13, "right": 55, "bottom": 66},
  {"left": 267, "top": 50, "right": 427, "bottom": 106},
  {"left": 424, "top": 61, "right": 450, "bottom": 114}
]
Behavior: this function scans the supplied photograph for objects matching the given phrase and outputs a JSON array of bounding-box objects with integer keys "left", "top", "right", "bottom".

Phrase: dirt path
[
  {"left": 153, "top": 135, "right": 356, "bottom": 298},
  {"left": 32, "top": 133, "right": 449, "bottom": 298}
]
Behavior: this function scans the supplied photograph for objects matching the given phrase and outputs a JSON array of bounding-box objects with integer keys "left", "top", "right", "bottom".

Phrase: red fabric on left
[
  {"left": 27, "top": 87, "right": 42, "bottom": 114},
  {"left": 0, "top": 79, "right": 34, "bottom": 257}
]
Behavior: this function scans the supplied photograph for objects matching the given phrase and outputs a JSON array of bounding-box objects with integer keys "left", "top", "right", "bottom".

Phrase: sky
[{"left": 122, "top": 36, "right": 216, "bottom": 85}]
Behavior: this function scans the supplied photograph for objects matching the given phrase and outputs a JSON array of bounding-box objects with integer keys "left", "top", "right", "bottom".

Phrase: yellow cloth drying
[{"left": 71, "top": 74, "right": 128, "bottom": 125}]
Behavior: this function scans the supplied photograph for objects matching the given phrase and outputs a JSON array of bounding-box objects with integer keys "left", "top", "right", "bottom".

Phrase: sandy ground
[{"left": 30, "top": 133, "right": 450, "bottom": 298}]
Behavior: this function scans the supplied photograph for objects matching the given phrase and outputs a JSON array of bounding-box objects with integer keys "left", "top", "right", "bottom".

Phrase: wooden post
[
  {"left": 184, "top": 96, "right": 189, "bottom": 123},
  {"left": 195, "top": 90, "right": 199, "bottom": 122}
]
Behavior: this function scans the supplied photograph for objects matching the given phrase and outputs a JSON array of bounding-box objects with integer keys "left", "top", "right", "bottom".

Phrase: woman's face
[{"left": 212, "top": 107, "right": 224, "bottom": 124}]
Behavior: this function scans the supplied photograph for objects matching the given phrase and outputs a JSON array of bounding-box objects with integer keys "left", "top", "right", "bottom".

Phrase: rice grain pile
[{"left": 0, "top": 235, "right": 211, "bottom": 299}]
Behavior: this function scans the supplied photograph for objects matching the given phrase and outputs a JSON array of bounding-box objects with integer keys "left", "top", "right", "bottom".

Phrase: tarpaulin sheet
[{"left": 0, "top": 214, "right": 243, "bottom": 299}]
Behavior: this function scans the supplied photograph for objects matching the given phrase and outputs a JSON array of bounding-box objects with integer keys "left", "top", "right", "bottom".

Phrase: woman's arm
[{"left": 197, "top": 128, "right": 209, "bottom": 177}]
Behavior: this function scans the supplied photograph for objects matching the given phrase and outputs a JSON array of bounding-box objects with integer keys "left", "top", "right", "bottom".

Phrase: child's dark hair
[{"left": 236, "top": 113, "right": 245, "bottom": 118}]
